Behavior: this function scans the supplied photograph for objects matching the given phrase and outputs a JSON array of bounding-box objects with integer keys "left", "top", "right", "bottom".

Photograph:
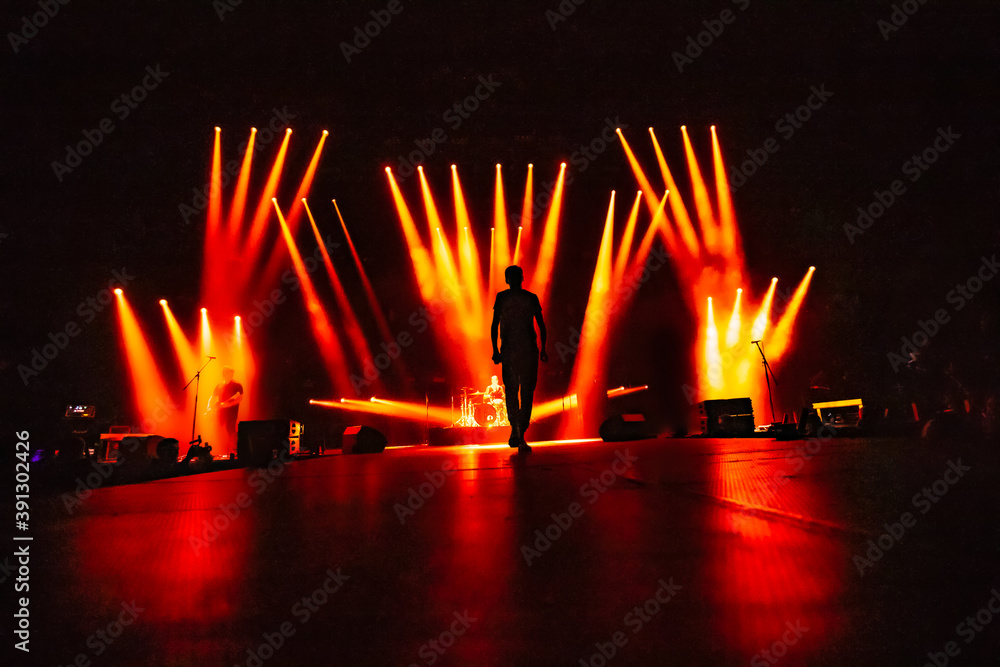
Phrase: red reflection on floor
[{"left": 704, "top": 442, "right": 848, "bottom": 661}]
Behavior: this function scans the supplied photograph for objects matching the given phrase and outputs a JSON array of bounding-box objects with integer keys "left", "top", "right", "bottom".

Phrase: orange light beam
[
  {"left": 303, "top": 198, "right": 379, "bottom": 380},
  {"left": 518, "top": 164, "right": 534, "bottom": 263},
  {"left": 649, "top": 127, "right": 700, "bottom": 257},
  {"left": 769, "top": 267, "right": 816, "bottom": 359},
  {"left": 244, "top": 128, "right": 292, "bottom": 253},
  {"left": 160, "top": 300, "right": 198, "bottom": 374},
  {"left": 115, "top": 291, "right": 174, "bottom": 431},
  {"left": 257, "top": 130, "right": 329, "bottom": 289},
  {"left": 751, "top": 278, "right": 779, "bottom": 342},
  {"left": 616, "top": 128, "right": 661, "bottom": 213},
  {"left": 489, "top": 226, "right": 496, "bottom": 300},
  {"left": 200, "top": 307, "right": 212, "bottom": 358},
  {"left": 606, "top": 385, "right": 649, "bottom": 399},
  {"left": 630, "top": 193, "right": 671, "bottom": 273},
  {"left": 493, "top": 164, "right": 512, "bottom": 292},
  {"left": 533, "top": 394, "right": 579, "bottom": 421},
  {"left": 560, "top": 191, "right": 616, "bottom": 438},
  {"left": 613, "top": 191, "right": 644, "bottom": 285},
  {"left": 512, "top": 226, "right": 524, "bottom": 265},
  {"left": 711, "top": 125, "right": 741, "bottom": 260},
  {"left": 452, "top": 165, "right": 485, "bottom": 323},
  {"left": 385, "top": 168, "right": 437, "bottom": 300},
  {"left": 227, "top": 127, "right": 257, "bottom": 241},
  {"left": 705, "top": 297, "right": 724, "bottom": 391},
  {"left": 529, "top": 162, "right": 567, "bottom": 309},
  {"left": 202, "top": 128, "right": 224, "bottom": 299},
  {"left": 419, "top": 167, "right": 461, "bottom": 292},
  {"left": 208, "top": 127, "right": 223, "bottom": 235},
  {"left": 333, "top": 199, "right": 394, "bottom": 344},
  {"left": 372, "top": 398, "right": 455, "bottom": 425},
  {"left": 310, "top": 398, "right": 453, "bottom": 426},
  {"left": 681, "top": 125, "right": 718, "bottom": 251},
  {"left": 725, "top": 288, "right": 743, "bottom": 349},
  {"left": 272, "top": 199, "right": 353, "bottom": 392}
]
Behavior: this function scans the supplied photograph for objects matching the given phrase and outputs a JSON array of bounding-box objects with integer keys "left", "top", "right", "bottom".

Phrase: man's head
[
  {"left": 504, "top": 265, "right": 524, "bottom": 290},
  {"left": 222, "top": 366, "right": 234, "bottom": 382},
  {"left": 491, "top": 375, "right": 498, "bottom": 385}
]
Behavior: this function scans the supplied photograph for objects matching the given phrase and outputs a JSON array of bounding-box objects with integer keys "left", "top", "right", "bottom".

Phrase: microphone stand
[
  {"left": 752, "top": 340, "right": 778, "bottom": 425},
  {"left": 183, "top": 357, "right": 215, "bottom": 443}
]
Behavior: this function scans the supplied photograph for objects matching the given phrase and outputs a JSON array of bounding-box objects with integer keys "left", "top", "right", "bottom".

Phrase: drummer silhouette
[{"left": 491, "top": 265, "right": 547, "bottom": 453}]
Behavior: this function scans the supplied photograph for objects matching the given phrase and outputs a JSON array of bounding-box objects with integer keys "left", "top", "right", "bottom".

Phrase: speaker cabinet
[
  {"left": 238, "top": 419, "right": 301, "bottom": 467},
  {"left": 694, "top": 398, "right": 755, "bottom": 437},
  {"left": 342, "top": 425, "right": 387, "bottom": 454},
  {"left": 599, "top": 414, "right": 651, "bottom": 442}
]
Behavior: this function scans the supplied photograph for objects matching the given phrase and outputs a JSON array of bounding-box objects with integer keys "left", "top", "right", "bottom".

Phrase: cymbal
[{"left": 469, "top": 391, "right": 485, "bottom": 395}]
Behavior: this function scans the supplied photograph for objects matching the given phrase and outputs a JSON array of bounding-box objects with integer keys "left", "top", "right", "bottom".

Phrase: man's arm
[
  {"left": 206, "top": 386, "right": 220, "bottom": 412},
  {"left": 491, "top": 308, "right": 502, "bottom": 364},
  {"left": 536, "top": 308, "right": 548, "bottom": 362},
  {"left": 222, "top": 391, "right": 243, "bottom": 408}
]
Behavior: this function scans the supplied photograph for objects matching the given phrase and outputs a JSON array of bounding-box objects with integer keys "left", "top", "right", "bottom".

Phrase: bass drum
[{"left": 474, "top": 403, "right": 498, "bottom": 427}]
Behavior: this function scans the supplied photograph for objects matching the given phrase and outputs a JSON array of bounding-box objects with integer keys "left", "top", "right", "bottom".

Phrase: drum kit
[{"left": 454, "top": 387, "right": 509, "bottom": 428}]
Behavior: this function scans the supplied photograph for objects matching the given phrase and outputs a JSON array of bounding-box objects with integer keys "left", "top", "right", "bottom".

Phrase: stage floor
[{"left": 27, "top": 435, "right": 998, "bottom": 665}]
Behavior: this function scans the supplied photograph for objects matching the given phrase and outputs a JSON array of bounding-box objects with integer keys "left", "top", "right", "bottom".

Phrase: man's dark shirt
[
  {"left": 213, "top": 380, "right": 243, "bottom": 418},
  {"left": 494, "top": 289, "right": 542, "bottom": 351}
]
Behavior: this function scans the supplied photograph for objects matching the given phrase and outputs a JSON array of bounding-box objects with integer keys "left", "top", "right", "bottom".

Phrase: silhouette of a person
[
  {"left": 208, "top": 366, "right": 243, "bottom": 458},
  {"left": 491, "top": 265, "right": 547, "bottom": 453}
]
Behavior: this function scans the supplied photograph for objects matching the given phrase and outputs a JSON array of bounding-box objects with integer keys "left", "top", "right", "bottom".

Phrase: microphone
[
  {"left": 207, "top": 356, "right": 217, "bottom": 359},
  {"left": 751, "top": 340, "right": 761, "bottom": 344}
]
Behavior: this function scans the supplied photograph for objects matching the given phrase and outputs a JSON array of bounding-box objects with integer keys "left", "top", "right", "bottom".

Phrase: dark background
[{"left": 2, "top": 0, "right": 998, "bottom": 439}]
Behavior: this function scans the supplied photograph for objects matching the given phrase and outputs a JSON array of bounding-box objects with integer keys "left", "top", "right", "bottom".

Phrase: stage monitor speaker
[
  {"left": 342, "top": 425, "right": 387, "bottom": 454},
  {"left": 238, "top": 419, "right": 298, "bottom": 467},
  {"left": 599, "top": 414, "right": 651, "bottom": 442},
  {"left": 695, "top": 398, "right": 755, "bottom": 437}
]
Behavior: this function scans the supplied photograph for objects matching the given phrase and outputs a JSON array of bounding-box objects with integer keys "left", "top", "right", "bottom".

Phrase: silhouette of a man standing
[{"left": 491, "top": 265, "right": 547, "bottom": 453}]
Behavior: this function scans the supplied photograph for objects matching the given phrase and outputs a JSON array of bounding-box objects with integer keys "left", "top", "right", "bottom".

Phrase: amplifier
[
  {"left": 694, "top": 398, "right": 755, "bottom": 437},
  {"left": 237, "top": 419, "right": 304, "bottom": 466}
]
